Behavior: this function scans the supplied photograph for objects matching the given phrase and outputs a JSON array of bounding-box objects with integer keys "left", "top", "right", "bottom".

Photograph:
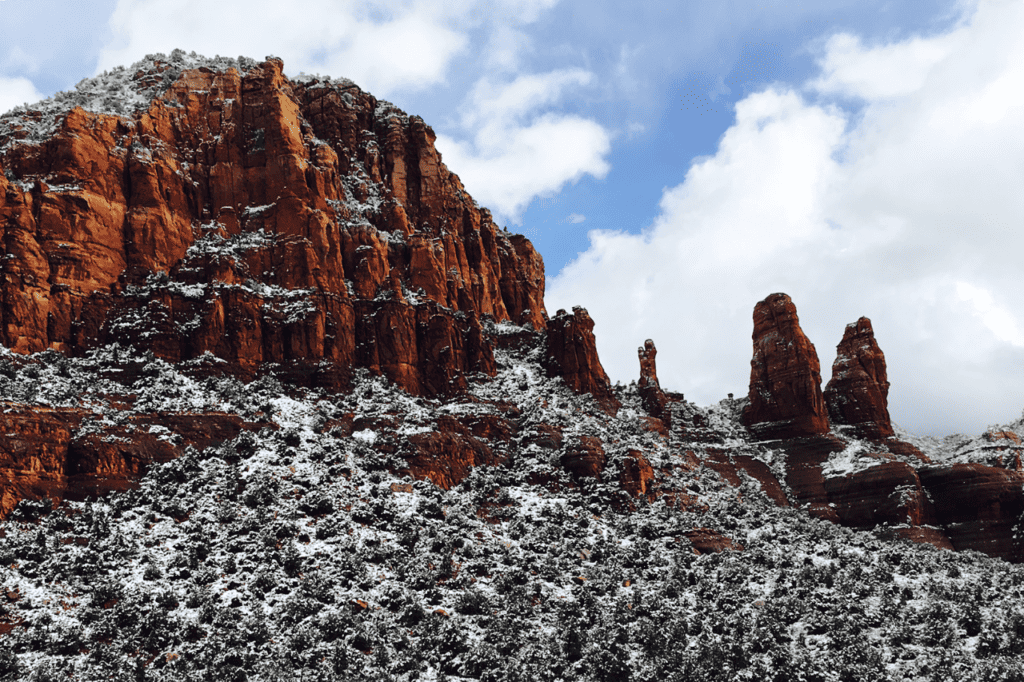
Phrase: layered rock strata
[
  {"left": 741, "top": 293, "right": 830, "bottom": 439},
  {"left": 917, "top": 464, "right": 1024, "bottom": 559},
  {"left": 824, "top": 317, "right": 894, "bottom": 438},
  {"left": 0, "top": 53, "right": 547, "bottom": 397},
  {"left": 0, "top": 404, "right": 257, "bottom": 517}
]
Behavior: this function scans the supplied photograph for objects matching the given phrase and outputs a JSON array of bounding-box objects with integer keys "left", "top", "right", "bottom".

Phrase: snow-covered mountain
[{"left": 1, "top": 51, "right": 1023, "bottom": 680}]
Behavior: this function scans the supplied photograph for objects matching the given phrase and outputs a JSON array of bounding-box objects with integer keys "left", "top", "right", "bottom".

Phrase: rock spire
[
  {"left": 741, "top": 293, "right": 830, "bottom": 439},
  {"left": 824, "top": 317, "right": 894, "bottom": 439},
  {"left": 637, "top": 339, "right": 669, "bottom": 421}
]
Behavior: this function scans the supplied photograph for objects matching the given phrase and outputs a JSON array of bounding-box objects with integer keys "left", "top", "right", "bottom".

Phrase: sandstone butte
[
  {"left": 0, "top": 52, "right": 615, "bottom": 516},
  {"left": 0, "top": 53, "right": 618, "bottom": 397},
  {"left": 1, "top": 52, "right": 1022, "bottom": 562}
]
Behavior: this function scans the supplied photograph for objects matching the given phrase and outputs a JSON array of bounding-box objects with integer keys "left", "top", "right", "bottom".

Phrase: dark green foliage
[{"left": 3, "top": 349, "right": 1024, "bottom": 680}]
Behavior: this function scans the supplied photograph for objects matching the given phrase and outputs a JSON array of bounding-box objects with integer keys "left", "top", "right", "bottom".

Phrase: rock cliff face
[
  {"left": 824, "top": 317, "right": 894, "bottom": 439},
  {"left": 0, "top": 51, "right": 588, "bottom": 516},
  {"left": 741, "top": 293, "right": 830, "bottom": 439},
  {"left": 0, "top": 402, "right": 257, "bottom": 517},
  {"left": 0, "top": 53, "right": 546, "bottom": 397}
]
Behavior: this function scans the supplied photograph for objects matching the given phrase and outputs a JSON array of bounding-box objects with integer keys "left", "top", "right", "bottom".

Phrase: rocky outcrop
[
  {"left": 741, "top": 294, "right": 830, "bottom": 439},
  {"left": 703, "top": 449, "right": 789, "bottom": 507},
  {"left": 403, "top": 416, "right": 506, "bottom": 490},
  {"left": 823, "top": 462, "right": 937, "bottom": 528},
  {"left": 0, "top": 403, "right": 259, "bottom": 517},
  {"left": 917, "top": 463, "right": 1024, "bottom": 562},
  {"left": 0, "top": 53, "right": 546, "bottom": 397},
  {"left": 619, "top": 450, "right": 655, "bottom": 500},
  {"left": 544, "top": 307, "right": 619, "bottom": 413},
  {"left": 637, "top": 339, "right": 670, "bottom": 423},
  {"left": 682, "top": 529, "right": 743, "bottom": 554},
  {"left": 0, "top": 406, "right": 85, "bottom": 517},
  {"left": 824, "top": 317, "right": 894, "bottom": 439},
  {"left": 560, "top": 435, "right": 607, "bottom": 480},
  {"left": 777, "top": 436, "right": 845, "bottom": 522}
]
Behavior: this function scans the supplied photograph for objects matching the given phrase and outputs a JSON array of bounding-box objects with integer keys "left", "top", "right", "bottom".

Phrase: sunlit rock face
[
  {"left": 0, "top": 53, "right": 547, "bottom": 396},
  {"left": 824, "top": 317, "right": 894, "bottom": 439},
  {"left": 0, "top": 51, "right": 587, "bottom": 517},
  {"left": 741, "top": 293, "right": 830, "bottom": 439}
]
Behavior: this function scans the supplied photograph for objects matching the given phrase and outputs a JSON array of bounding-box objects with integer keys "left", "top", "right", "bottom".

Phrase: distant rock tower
[
  {"left": 824, "top": 317, "right": 894, "bottom": 439},
  {"left": 544, "top": 307, "right": 620, "bottom": 413},
  {"left": 741, "top": 293, "right": 831, "bottom": 439},
  {"left": 637, "top": 339, "right": 670, "bottom": 421}
]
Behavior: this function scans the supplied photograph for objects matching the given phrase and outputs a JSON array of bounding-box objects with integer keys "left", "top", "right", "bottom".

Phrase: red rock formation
[
  {"left": 0, "top": 403, "right": 260, "bottom": 517},
  {"left": 918, "top": 463, "right": 1024, "bottom": 562},
  {"left": 403, "top": 416, "right": 505, "bottom": 490},
  {"left": 560, "top": 435, "right": 607, "bottom": 479},
  {"left": 813, "top": 456, "right": 1024, "bottom": 557},
  {"left": 703, "top": 449, "right": 789, "bottom": 507},
  {"left": 986, "top": 430, "right": 1022, "bottom": 446},
  {"left": 619, "top": 450, "right": 655, "bottom": 499},
  {"left": 741, "top": 294, "right": 830, "bottom": 439},
  {"left": 822, "top": 462, "right": 937, "bottom": 528},
  {"left": 777, "top": 436, "right": 845, "bottom": 522},
  {"left": 638, "top": 339, "right": 670, "bottom": 421},
  {"left": 63, "top": 429, "right": 179, "bottom": 502},
  {"left": 682, "top": 529, "right": 743, "bottom": 554},
  {"left": 544, "top": 307, "right": 620, "bottom": 413},
  {"left": 0, "top": 406, "right": 84, "bottom": 517},
  {"left": 824, "top": 317, "right": 894, "bottom": 439},
  {"left": 982, "top": 431, "right": 1024, "bottom": 470},
  {"left": 888, "top": 527, "right": 955, "bottom": 551},
  {"left": 0, "top": 54, "right": 545, "bottom": 397},
  {"left": 522, "top": 423, "right": 564, "bottom": 451}
]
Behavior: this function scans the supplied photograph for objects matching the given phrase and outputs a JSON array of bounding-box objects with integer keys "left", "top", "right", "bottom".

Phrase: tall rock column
[
  {"left": 823, "top": 317, "right": 894, "bottom": 439},
  {"left": 741, "top": 293, "right": 830, "bottom": 439},
  {"left": 638, "top": 339, "right": 669, "bottom": 422}
]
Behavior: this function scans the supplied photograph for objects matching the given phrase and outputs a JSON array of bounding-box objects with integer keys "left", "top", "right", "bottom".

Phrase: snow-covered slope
[{"left": 2, "top": 337, "right": 1024, "bottom": 681}]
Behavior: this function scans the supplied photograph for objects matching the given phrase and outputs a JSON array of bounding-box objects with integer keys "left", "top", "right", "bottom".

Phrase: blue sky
[{"left": 2, "top": 0, "right": 1023, "bottom": 436}]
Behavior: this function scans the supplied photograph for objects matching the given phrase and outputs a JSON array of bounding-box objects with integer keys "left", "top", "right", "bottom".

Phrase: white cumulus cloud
[
  {"left": 548, "top": 0, "right": 1024, "bottom": 436},
  {"left": 96, "top": 0, "right": 563, "bottom": 97},
  {"left": 436, "top": 69, "right": 611, "bottom": 222},
  {"left": 0, "top": 75, "right": 45, "bottom": 116},
  {"left": 98, "top": 0, "right": 470, "bottom": 96}
]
